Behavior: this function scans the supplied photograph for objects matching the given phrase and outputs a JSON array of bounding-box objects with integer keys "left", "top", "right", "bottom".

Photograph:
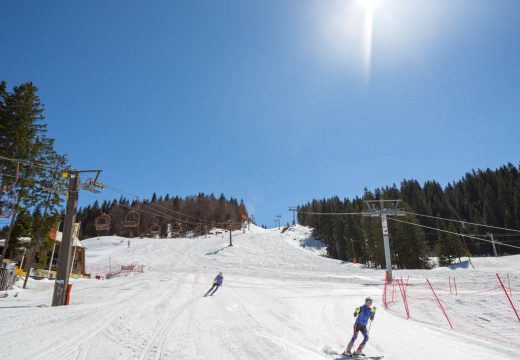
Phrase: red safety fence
[
  {"left": 105, "top": 264, "right": 145, "bottom": 279},
  {"left": 383, "top": 273, "right": 520, "bottom": 347},
  {"left": 86, "top": 262, "right": 145, "bottom": 279}
]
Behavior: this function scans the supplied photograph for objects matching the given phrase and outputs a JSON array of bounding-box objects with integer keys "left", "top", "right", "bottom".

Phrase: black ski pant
[
  {"left": 205, "top": 283, "right": 221, "bottom": 296},
  {"left": 347, "top": 323, "right": 369, "bottom": 352}
]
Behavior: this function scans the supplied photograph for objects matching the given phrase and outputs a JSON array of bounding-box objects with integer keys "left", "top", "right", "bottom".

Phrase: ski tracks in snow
[
  {"left": 31, "top": 279, "right": 152, "bottom": 360},
  {"left": 5, "top": 229, "right": 520, "bottom": 360},
  {"left": 137, "top": 274, "right": 204, "bottom": 360},
  {"left": 30, "top": 241, "right": 200, "bottom": 360}
]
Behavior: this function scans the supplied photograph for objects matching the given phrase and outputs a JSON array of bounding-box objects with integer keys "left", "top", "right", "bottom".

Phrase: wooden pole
[{"left": 52, "top": 172, "right": 79, "bottom": 306}]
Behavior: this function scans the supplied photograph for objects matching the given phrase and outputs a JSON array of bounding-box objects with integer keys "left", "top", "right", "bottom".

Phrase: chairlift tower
[
  {"left": 275, "top": 214, "right": 282, "bottom": 229},
  {"left": 362, "top": 200, "right": 405, "bottom": 282},
  {"left": 52, "top": 170, "right": 104, "bottom": 306},
  {"left": 227, "top": 220, "right": 233, "bottom": 247},
  {"left": 288, "top": 207, "right": 297, "bottom": 226}
]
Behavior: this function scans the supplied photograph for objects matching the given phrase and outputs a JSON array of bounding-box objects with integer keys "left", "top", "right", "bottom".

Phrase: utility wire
[
  {"left": 466, "top": 233, "right": 520, "bottom": 238},
  {"left": 4, "top": 151, "right": 518, "bottom": 234},
  {"left": 296, "top": 208, "right": 520, "bottom": 235},
  {"left": 402, "top": 211, "right": 520, "bottom": 234},
  {"left": 118, "top": 201, "right": 239, "bottom": 227},
  {"left": 83, "top": 192, "right": 201, "bottom": 227},
  {"left": 297, "top": 210, "right": 364, "bottom": 216},
  {"left": 144, "top": 201, "right": 219, "bottom": 226},
  {"left": 138, "top": 201, "right": 233, "bottom": 227},
  {"left": 104, "top": 183, "right": 237, "bottom": 226},
  {"left": 0, "top": 154, "right": 66, "bottom": 173},
  {"left": 136, "top": 197, "right": 238, "bottom": 227},
  {"left": 83, "top": 191, "right": 240, "bottom": 228},
  {"left": 0, "top": 172, "right": 42, "bottom": 183},
  {"left": 386, "top": 216, "right": 520, "bottom": 251}
]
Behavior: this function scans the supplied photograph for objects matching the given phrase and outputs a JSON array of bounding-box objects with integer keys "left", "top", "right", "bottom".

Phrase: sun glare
[
  {"left": 357, "top": 0, "right": 382, "bottom": 12},
  {"left": 309, "top": 0, "right": 463, "bottom": 89},
  {"left": 356, "top": 0, "right": 382, "bottom": 86}
]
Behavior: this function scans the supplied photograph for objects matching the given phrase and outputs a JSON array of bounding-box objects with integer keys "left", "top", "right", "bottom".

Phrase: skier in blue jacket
[
  {"left": 343, "top": 297, "right": 377, "bottom": 356},
  {"left": 204, "top": 272, "right": 223, "bottom": 296}
]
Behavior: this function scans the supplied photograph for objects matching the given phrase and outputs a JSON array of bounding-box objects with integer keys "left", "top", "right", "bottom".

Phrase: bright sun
[
  {"left": 311, "top": 0, "right": 456, "bottom": 88},
  {"left": 357, "top": 0, "right": 382, "bottom": 11},
  {"left": 310, "top": 0, "right": 388, "bottom": 87}
]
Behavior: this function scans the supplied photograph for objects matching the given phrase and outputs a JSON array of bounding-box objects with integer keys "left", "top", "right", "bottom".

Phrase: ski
[{"left": 323, "top": 349, "right": 384, "bottom": 360}]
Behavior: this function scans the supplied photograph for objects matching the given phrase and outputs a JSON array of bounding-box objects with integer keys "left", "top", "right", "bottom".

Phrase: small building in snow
[{"left": 47, "top": 223, "right": 86, "bottom": 277}]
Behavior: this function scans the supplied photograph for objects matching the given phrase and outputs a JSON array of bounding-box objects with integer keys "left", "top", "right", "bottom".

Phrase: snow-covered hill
[{"left": 1, "top": 225, "right": 518, "bottom": 360}]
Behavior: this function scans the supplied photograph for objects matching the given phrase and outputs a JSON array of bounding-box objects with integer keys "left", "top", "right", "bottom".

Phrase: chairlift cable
[
  {"left": 0, "top": 154, "right": 67, "bottom": 174},
  {"left": 401, "top": 211, "right": 520, "bottom": 234},
  {"left": 82, "top": 191, "right": 240, "bottom": 228},
  {"left": 296, "top": 210, "right": 364, "bottom": 216},
  {"left": 386, "top": 217, "right": 520, "bottom": 251},
  {"left": 296, "top": 208, "right": 520, "bottom": 234},
  {"left": 104, "top": 183, "right": 236, "bottom": 226}
]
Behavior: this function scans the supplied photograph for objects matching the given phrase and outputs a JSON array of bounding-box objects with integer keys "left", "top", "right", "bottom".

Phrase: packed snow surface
[{"left": 1, "top": 224, "right": 519, "bottom": 360}]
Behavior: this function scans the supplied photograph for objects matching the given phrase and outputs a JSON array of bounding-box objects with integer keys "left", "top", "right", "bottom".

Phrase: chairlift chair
[
  {"left": 173, "top": 222, "right": 183, "bottom": 237},
  {"left": 121, "top": 210, "right": 140, "bottom": 228},
  {"left": 95, "top": 214, "right": 111, "bottom": 231},
  {"left": 194, "top": 224, "right": 204, "bottom": 237},
  {"left": 95, "top": 203, "right": 111, "bottom": 231},
  {"left": 149, "top": 222, "right": 161, "bottom": 236}
]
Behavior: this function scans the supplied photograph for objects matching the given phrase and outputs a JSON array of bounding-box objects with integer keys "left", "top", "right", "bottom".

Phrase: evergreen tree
[
  {"left": 0, "top": 81, "right": 67, "bottom": 261},
  {"left": 437, "top": 222, "right": 467, "bottom": 266}
]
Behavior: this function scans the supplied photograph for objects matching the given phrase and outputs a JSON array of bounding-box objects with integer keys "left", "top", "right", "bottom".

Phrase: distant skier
[
  {"left": 343, "top": 297, "right": 377, "bottom": 357},
  {"left": 204, "top": 272, "right": 223, "bottom": 296},
  {"left": 127, "top": 240, "right": 131, "bottom": 248}
]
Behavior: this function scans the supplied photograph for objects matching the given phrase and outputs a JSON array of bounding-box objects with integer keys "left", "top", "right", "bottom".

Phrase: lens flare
[
  {"left": 307, "top": 0, "right": 464, "bottom": 89},
  {"left": 357, "top": 0, "right": 382, "bottom": 86}
]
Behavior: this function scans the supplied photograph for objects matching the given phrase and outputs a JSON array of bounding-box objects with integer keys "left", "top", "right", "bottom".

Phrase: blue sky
[{"left": 1, "top": 0, "right": 519, "bottom": 226}]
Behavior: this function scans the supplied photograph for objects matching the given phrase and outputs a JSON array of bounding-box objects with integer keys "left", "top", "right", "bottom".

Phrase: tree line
[
  {"left": 298, "top": 163, "right": 520, "bottom": 269},
  {"left": 76, "top": 192, "right": 248, "bottom": 239}
]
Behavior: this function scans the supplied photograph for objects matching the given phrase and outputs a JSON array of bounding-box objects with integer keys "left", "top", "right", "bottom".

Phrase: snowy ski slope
[{"left": 1, "top": 225, "right": 518, "bottom": 360}]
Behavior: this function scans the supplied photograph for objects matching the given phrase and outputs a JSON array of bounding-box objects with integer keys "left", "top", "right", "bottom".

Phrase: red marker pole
[
  {"left": 427, "top": 279, "right": 453, "bottom": 330},
  {"left": 497, "top": 273, "right": 520, "bottom": 322}
]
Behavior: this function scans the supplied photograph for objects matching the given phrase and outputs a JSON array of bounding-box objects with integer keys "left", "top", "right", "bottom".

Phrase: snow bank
[
  {"left": 282, "top": 224, "right": 328, "bottom": 256},
  {"left": 469, "top": 254, "right": 520, "bottom": 272}
]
